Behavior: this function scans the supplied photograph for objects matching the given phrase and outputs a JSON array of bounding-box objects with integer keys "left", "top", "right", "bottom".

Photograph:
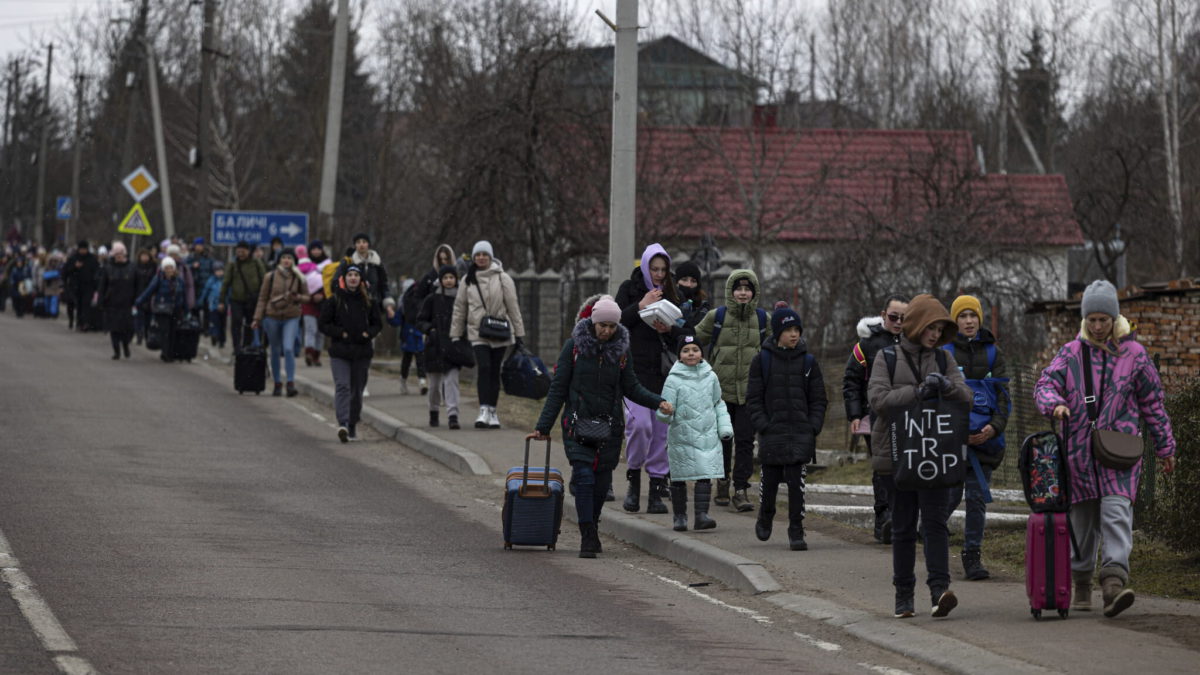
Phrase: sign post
[{"left": 210, "top": 210, "right": 309, "bottom": 248}]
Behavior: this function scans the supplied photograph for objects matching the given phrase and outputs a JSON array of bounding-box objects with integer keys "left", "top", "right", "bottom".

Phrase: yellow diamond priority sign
[
  {"left": 122, "top": 166, "right": 159, "bottom": 202},
  {"left": 117, "top": 202, "right": 153, "bottom": 236}
]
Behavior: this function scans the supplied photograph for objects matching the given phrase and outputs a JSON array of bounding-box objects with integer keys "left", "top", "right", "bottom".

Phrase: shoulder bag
[
  {"left": 568, "top": 348, "right": 621, "bottom": 447},
  {"left": 474, "top": 281, "right": 512, "bottom": 341},
  {"left": 1080, "top": 342, "right": 1143, "bottom": 471}
]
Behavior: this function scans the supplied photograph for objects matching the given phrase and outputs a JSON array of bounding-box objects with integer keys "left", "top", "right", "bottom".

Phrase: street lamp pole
[{"left": 605, "top": 0, "right": 638, "bottom": 295}]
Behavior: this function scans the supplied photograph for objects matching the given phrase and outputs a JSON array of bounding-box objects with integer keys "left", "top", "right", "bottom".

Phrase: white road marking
[
  {"left": 474, "top": 498, "right": 502, "bottom": 511},
  {"left": 287, "top": 401, "right": 327, "bottom": 423},
  {"left": 794, "top": 631, "right": 842, "bottom": 652},
  {"left": 627, "top": 564, "right": 772, "bottom": 624},
  {"left": 858, "top": 663, "right": 913, "bottom": 675},
  {"left": 0, "top": 530, "right": 99, "bottom": 673}
]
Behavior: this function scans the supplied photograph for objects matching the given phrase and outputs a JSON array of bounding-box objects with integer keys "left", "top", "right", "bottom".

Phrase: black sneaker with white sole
[
  {"left": 931, "top": 589, "right": 958, "bottom": 618},
  {"left": 337, "top": 426, "right": 349, "bottom": 443}
]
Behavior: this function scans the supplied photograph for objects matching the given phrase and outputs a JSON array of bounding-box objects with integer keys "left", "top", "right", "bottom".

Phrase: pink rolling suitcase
[{"left": 1025, "top": 512, "right": 1072, "bottom": 619}]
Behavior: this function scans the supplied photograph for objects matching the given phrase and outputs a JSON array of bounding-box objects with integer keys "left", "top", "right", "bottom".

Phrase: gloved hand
[
  {"left": 131, "top": 307, "right": 138, "bottom": 316},
  {"left": 925, "top": 372, "right": 952, "bottom": 394}
]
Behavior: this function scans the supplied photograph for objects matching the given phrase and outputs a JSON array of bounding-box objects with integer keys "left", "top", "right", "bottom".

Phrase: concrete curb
[
  {"left": 808, "top": 483, "right": 1025, "bottom": 502},
  {"left": 767, "top": 593, "right": 1050, "bottom": 674}
]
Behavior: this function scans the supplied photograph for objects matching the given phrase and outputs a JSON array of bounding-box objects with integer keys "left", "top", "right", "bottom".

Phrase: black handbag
[
  {"left": 445, "top": 338, "right": 476, "bottom": 368},
  {"left": 570, "top": 412, "right": 613, "bottom": 447},
  {"left": 474, "top": 283, "right": 512, "bottom": 341},
  {"left": 151, "top": 295, "right": 175, "bottom": 316}
]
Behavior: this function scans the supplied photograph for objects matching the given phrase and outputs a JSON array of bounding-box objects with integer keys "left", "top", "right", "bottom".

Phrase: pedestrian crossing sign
[{"left": 117, "top": 202, "right": 153, "bottom": 236}]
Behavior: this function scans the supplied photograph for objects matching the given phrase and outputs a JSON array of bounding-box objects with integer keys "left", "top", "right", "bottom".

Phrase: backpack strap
[
  {"left": 710, "top": 305, "right": 727, "bottom": 348},
  {"left": 985, "top": 342, "right": 997, "bottom": 374},
  {"left": 756, "top": 308, "right": 768, "bottom": 343},
  {"left": 852, "top": 342, "right": 867, "bottom": 368},
  {"left": 936, "top": 348, "right": 948, "bottom": 374},
  {"left": 883, "top": 346, "right": 898, "bottom": 383}
]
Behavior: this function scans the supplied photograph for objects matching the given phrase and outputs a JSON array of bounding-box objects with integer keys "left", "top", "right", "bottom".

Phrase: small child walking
[
  {"left": 657, "top": 334, "right": 732, "bottom": 531},
  {"left": 197, "top": 262, "right": 226, "bottom": 348},
  {"left": 746, "top": 307, "right": 827, "bottom": 551},
  {"left": 416, "top": 265, "right": 462, "bottom": 429}
]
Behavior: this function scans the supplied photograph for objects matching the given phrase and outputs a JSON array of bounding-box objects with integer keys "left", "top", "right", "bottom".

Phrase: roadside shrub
[{"left": 1142, "top": 379, "right": 1200, "bottom": 553}]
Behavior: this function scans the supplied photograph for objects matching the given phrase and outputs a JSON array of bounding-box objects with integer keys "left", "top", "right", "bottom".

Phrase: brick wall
[{"left": 1037, "top": 287, "right": 1200, "bottom": 393}]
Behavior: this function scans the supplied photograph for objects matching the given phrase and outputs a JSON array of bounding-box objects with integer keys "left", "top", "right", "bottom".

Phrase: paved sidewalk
[{"left": 208, "top": 346, "right": 1200, "bottom": 675}]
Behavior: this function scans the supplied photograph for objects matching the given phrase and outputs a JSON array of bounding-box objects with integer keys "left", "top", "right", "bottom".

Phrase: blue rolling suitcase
[{"left": 502, "top": 438, "right": 564, "bottom": 550}]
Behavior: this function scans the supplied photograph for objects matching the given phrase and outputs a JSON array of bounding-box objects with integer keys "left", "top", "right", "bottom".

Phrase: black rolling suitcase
[
  {"left": 172, "top": 315, "right": 202, "bottom": 362},
  {"left": 235, "top": 321, "right": 267, "bottom": 394}
]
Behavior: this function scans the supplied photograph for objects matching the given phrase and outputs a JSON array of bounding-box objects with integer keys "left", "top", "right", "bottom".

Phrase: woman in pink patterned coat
[{"left": 1034, "top": 279, "right": 1176, "bottom": 619}]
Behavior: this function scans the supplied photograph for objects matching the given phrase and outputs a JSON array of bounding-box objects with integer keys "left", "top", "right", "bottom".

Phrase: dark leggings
[
  {"left": 473, "top": 344, "right": 507, "bottom": 406},
  {"left": 571, "top": 462, "right": 613, "bottom": 525},
  {"left": 400, "top": 350, "right": 426, "bottom": 379},
  {"left": 110, "top": 331, "right": 133, "bottom": 355}
]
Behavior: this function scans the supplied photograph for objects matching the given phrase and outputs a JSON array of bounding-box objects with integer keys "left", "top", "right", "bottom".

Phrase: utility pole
[
  {"left": 195, "top": 0, "right": 216, "bottom": 231},
  {"left": 68, "top": 72, "right": 84, "bottom": 246},
  {"left": 33, "top": 43, "right": 52, "bottom": 247},
  {"left": 120, "top": 0, "right": 148, "bottom": 247},
  {"left": 8, "top": 59, "right": 22, "bottom": 228},
  {"left": 317, "top": 0, "right": 349, "bottom": 242},
  {"left": 3, "top": 60, "right": 14, "bottom": 225},
  {"left": 605, "top": 0, "right": 639, "bottom": 295},
  {"left": 145, "top": 46, "right": 175, "bottom": 238}
]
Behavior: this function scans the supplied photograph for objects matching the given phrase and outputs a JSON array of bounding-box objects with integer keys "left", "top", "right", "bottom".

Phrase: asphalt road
[{"left": 0, "top": 313, "right": 935, "bottom": 674}]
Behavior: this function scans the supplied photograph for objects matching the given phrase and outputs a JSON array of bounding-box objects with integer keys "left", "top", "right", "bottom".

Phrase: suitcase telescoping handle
[{"left": 521, "top": 437, "right": 553, "bottom": 498}]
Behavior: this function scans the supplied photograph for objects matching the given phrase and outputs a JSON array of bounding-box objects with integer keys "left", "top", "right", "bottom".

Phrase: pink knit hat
[{"left": 590, "top": 295, "right": 621, "bottom": 324}]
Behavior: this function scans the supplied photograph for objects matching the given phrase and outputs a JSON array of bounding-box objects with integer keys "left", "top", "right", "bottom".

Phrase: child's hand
[{"left": 658, "top": 401, "right": 674, "bottom": 415}]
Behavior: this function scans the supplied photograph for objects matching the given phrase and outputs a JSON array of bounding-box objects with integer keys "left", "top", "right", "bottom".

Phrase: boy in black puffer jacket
[{"left": 746, "top": 307, "right": 827, "bottom": 551}]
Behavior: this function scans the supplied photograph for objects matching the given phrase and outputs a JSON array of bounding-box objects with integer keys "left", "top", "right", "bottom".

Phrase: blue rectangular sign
[
  {"left": 210, "top": 210, "right": 309, "bottom": 247},
  {"left": 56, "top": 196, "right": 72, "bottom": 220}
]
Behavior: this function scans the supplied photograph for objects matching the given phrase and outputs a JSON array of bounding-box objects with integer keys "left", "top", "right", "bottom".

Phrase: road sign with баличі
[{"left": 122, "top": 166, "right": 159, "bottom": 202}]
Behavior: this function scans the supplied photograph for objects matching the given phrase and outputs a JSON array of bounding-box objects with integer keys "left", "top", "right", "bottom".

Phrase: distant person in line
[
  {"left": 333, "top": 232, "right": 392, "bottom": 311},
  {"left": 673, "top": 260, "right": 711, "bottom": 332},
  {"left": 942, "top": 295, "right": 1011, "bottom": 581},
  {"left": 416, "top": 265, "right": 463, "bottom": 429},
  {"left": 450, "top": 240, "right": 525, "bottom": 430},
  {"left": 63, "top": 240, "right": 99, "bottom": 331},
  {"left": 320, "top": 265, "right": 382, "bottom": 443},
  {"left": 197, "top": 261, "right": 226, "bottom": 348},
  {"left": 1034, "top": 280, "right": 1176, "bottom": 618},
  {"left": 746, "top": 307, "right": 826, "bottom": 551},
  {"left": 8, "top": 254, "right": 31, "bottom": 318},
  {"left": 218, "top": 240, "right": 267, "bottom": 353},
  {"left": 135, "top": 256, "right": 187, "bottom": 363},
  {"left": 843, "top": 294, "right": 909, "bottom": 545},
  {"left": 530, "top": 296, "right": 672, "bottom": 558},
  {"left": 133, "top": 248, "right": 158, "bottom": 344},
  {"left": 868, "top": 294, "right": 972, "bottom": 620},
  {"left": 657, "top": 334, "right": 731, "bottom": 532},
  {"left": 95, "top": 242, "right": 138, "bottom": 359},
  {"left": 251, "top": 249, "right": 310, "bottom": 397},
  {"left": 386, "top": 278, "right": 427, "bottom": 395}
]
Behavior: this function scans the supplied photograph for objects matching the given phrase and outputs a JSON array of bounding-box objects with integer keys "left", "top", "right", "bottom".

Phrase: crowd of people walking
[{"left": 3, "top": 233, "right": 1177, "bottom": 622}]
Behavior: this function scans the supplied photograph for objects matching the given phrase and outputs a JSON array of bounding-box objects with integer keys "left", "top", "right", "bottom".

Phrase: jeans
[
  {"left": 570, "top": 461, "right": 613, "bottom": 525},
  {"left": 262, "top": 316, "right": 300, "bottom": 383},
  {"left": 721, "top": 402, "right": 755, "bottom": 489},
  {"left": 947, "top": 461, "right": 993, "bottom": 552},
  {"left": 301, "top": 315, "right": 320, "bottom": 349},
  {"left": 891, "top": 486, "right": 951, "bottom": 592},
  {"left": 759, "top": 463, "right": 807, "bottom": 539},
  {"left": 472, "top": 344, "right": 507, "bottom": 406},
  {"left": 624, "top": 399, "right": 670, "bottom": 477},
  {"left": 330, "top": 356, "right": 371, "bottom": 427}
]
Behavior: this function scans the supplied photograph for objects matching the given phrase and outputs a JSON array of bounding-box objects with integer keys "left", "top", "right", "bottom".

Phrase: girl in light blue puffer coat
[{"left": 657, "top": 334, "right": 733, "bottom": 531}]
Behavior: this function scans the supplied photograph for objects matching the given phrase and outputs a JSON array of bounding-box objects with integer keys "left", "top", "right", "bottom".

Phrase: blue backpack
[{"left": 710, "top": 305, "right": 768, "bottom": 350}]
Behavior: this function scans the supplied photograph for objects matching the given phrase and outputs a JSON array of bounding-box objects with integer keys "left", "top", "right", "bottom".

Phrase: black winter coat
[
  {"left": 842, "top": 320, "right": 901, "bottom": 421},
  {"left": 64, "top": 252, "right": 99, "bottom": 301},
  {"left": 96, "top": 260, "right": 137, "bottom": 334},
  {"left": 535, "top": 320, "right": 664, "bottom": 470},
  {"left": 748, "top": 338, "right": 828, "bottom": 466},
  {"left": 945, "top": 329, "right": 1009, "bottom": 433},
  {"left": 319, "top": 287, "right": 382, "bottom": 361},
  {"left": 134, "top": 261, "right": 158, "bottom": 307},
  {"left": 416, "top": 288, "right": 457, "bottom": 373},
  {"left": 614, "top": 266, "right": 685, "bottom": 395}
]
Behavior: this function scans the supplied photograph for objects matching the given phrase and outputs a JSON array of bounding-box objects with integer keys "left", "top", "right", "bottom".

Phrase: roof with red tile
[{"left": 633, "top": 127, "right": 1083, "bottom": 247}]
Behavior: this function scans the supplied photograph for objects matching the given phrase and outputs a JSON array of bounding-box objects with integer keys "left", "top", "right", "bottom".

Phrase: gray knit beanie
[{"left": 1081, "top": 279, "right": 1120, "bottom": 319}]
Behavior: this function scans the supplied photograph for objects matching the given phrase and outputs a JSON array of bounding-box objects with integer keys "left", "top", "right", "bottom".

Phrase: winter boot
[
  {"left": 448, "top": 415, "right": 460, "bottom": 430},
  {"left": 962, "top": 549, "right": 990, "bottom": 581},
  {"left": 622, "top": 469, "right": 641, "bottom": 513},
  {"left": 400, "top": 378, "right": 410, "bottom": 395},
  {"left": 755, "top": 511, "right": 773, "bottom": 541},
  {"left": 646, "top": 477, "right": 669, "bottom": 514},
  {"left": 894, "top": 586, "right": 915, "bottom": 618},
  {"left": 1072, "top": 570, "right": 1093, "bottom": 611},
  {"left": 578, "top": 522, "right": 600, "bottom": 559},
  {"left": 474, "top": 405, "right": 489, "bottom": 429},
  {"left": 1101, "top": 568, "right": 1134, "bottom": 618},
  {"left": 715, "top": 478, "right": 731, "bottom": 506},
  {"left": 311, "top": 350, "right": 321, "bottom": 367},
  {"left": 487, "top": 406, "right": 501, "bottom": 429},
  {"left": 874, "top": 512, "right": 893, "bottom": 545},
  {"left": 304, "top": 348, "right": 314, "bottom": 366},
  {"left": 419, "top": 377, "right": 429, "bottom": 395},
  {"left": 670, "top": 483, "right": 688, "bottom": 531},
  {"left": 693, "top": 481, "right": 716, "bottom": 530},
  {"left": 731, "top": 488, "right": 754, "bottom": 512},
  {"left": 788, "top": 528, "right": 808, "bottom": 551},
  {"left": 429, "top": 410, "right": 439, "bottom": 427},
  {"left": 605, "top": 484, "right": 615, "bottom": 502},
  {"left": 931, "top": 587, "right": 958, "bottom": 618}
]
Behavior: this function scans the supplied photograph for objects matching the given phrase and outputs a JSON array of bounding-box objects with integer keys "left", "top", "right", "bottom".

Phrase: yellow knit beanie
[{"left": 950, "top": 295, "right": 983, "bottom": 321}]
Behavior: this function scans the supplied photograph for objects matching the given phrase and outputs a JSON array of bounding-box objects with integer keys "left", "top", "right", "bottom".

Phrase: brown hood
[
  {"left": 903, "top": 294, "right": 955, "bottom": 347},
  {"left": 432, "top": 244, "right": 456, "bottom": 270}
]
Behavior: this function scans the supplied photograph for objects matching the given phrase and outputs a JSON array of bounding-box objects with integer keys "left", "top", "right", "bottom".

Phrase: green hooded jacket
[{"left": 693, "top": 269, "right": 769, "bottom": 405}]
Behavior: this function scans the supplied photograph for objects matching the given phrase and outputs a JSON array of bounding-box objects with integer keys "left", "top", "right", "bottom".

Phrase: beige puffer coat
[
  {"left": 253, "top": 267, "right": 307, "bottom": 321},
  {"left": 450, "top": 261, "right": 525, "bottom": 346}
]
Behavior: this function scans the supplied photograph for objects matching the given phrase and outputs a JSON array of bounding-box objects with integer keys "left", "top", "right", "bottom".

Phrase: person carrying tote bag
[
  {"left": 1034, "top": 279, "right": 1176, "bottom": 618},
  {"left": 450, "top": 240, "right": 525, "bottom": 430}
]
